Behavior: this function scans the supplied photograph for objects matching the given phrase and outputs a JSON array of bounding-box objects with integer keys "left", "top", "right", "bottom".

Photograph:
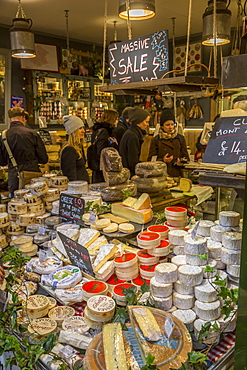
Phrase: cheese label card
[
  {"left": 191, "top": 221, "right": 200, "bottom": 240},
  {"left": 58, "top": 345, "right": 77, "bottom": 360},
  {"left": 58, "top": 232, "right": 94, "bottom": 277},
  {"left": 89, "top": 213, "right": 97, "bottom": 224},
  {"left": 38, "top": 225, "right": 47, "bottom": 235},
  {"left": 39, "top": 248, "right": 48, "bottom": 262},
  {"left": 164, "top": 314, "right": 175, "bottom": 339},
  {"left": 59, "top": 194, "right": 85, "bottom": 224}
]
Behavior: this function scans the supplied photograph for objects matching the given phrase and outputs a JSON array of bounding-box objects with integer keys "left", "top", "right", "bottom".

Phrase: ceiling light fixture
[
  {"left": 118, "top": 0, "right": 156, "bottom": 20},
  {"left": 10, "top": 0, "right": 36, "bottom": 58},
  {"left": 202, "top": 0, "right": 232, "bottom": 46}
]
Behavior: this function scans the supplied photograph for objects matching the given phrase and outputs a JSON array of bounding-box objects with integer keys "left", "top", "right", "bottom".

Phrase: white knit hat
[{"left": 62, "top": 115, "right": 84, "bottom": 135}]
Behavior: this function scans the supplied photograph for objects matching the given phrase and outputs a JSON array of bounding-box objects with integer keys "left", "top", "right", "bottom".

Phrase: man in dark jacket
[
  {"left": 113, "top": 106, "right": 131, "bottom": 145},
  {"left": 119, "top": 106, "right": 150, "bottom": 177},
  {"left": 0, "top": 107, "right": 48, "bottom": 193}
]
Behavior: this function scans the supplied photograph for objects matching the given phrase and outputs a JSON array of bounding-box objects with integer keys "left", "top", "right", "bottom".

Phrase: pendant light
[
  {"left": 202, "top": 0, "right": 232, "bottom": 46},
  {"left": 10, "top": 0, "right": 36, "bottom": 58},
  {"left": 118, "top": 0, "right": 156, "bottom": 20}
]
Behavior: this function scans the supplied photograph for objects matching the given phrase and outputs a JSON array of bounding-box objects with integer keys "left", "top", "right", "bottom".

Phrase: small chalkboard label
[
  {"left": 58, "top": 232, "right": 94, "bottom": 277},
  {"left": 203, "top": 116, "right": 247, "bottom": 164},
  {"left": 59, "top": 194, "right": 85, "bottom": 224},
  {"left": 109, "top": 30, "right": 169, "bottom": 84}
]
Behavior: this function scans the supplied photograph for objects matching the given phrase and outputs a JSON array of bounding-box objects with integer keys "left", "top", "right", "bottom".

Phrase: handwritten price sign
[
  {"left": 203, "top": 116, "right": 247, "bottom": 165},
  {"left": 59, "top": 194, "right": 85, "bottom": 223}
]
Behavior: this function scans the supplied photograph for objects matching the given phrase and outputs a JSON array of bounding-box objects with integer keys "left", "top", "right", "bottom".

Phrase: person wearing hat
[
  {"left": 148, "top": 109, "right": 189, "bottom": 177},
  {"left": 0, "top": 107, "right": 48, "bottom": 194},
  {"left": 61, "top": 115, "right": 89, "bottom": 183},
  {"left": 113, "top": 106, "right": 132, "bottom": 146},
  {"left": 119, "top": 106, "right": 151, "bottom": 177},
  {"left": 221, "top": 95, "right": 247, "bottom": 117}
]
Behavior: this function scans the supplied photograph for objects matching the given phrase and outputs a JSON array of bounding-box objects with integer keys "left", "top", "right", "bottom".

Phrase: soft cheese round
[
  {"left": 32, "top": 256, "right": 63, "bottom": 275},
  {"left": 207, "top": 240, "right": 222, "bottom": 259},
  {"left": 210, "top": 225, "right": 226, "bottom": 242},
  {"left": 48, "top": 306, "right": 75, "bottom": 324},
  {"left": 23, "top": 294, "right": 49, "bottom": 319},
  {"left": 195, "top": 300, "right": 221, "bottom": 320},
  {"left": 152, "top": 294, "right": 173, "bottom": 311},
  {"left": 28, "top": 318, "right": 57, "bottom": 336},
  {"left": 154, "top": 263, "right": 178, "bottom": 283},
  {"left": 221, "top": 247, "right": 241, "bottom": 265},
  {"left": 87, "top": 295, "right": 115, "bottom": 319},
  {"left": 62, "top": 316, "right": 90, "bottom": 334},
  {"left": 178, "top": 265, "right": 203, "bottom": 286},
  {"left": 195, "top": 281, "right": 218, "bottom": 302},
  {"left": 172, "top": 309, "right": 196, "bottom": 332},
  {"left": 150, "top": 277, "right": 173, "bottom": 298},
  {"left": 171, "top": 255, "right": 186, "bottom": 267},
  {"left": 168, "top": 230, "right": 187, "bottom": 246},
  {"left": 226, "top": 264, "right": 240, "bottom": 278},
  {"left": 222, "top": 232, "right": 242, "bottom": 251},
  {"left": 186, "top": 254, "right": 208, "bottom": 266},
  {"left": 173, "top": 245, "right": 185, "bottom": 255},
  {"left": 184, "top": 235, "right": 207, "bottom": 255},
  {"left": 174, "top": 280, "right": 194, "bottom": 295},
  {"left": 219, "top": 211, "right": 240, "bottom": 227},
  {"left": 197, "top": 220, "right": 215, "bottom": 237},
  {"left": 173, "top": 292, "right": 195, "bottom": 309},
  {"left": 50, "top": 266, "right": 82, "bottom": 289}
]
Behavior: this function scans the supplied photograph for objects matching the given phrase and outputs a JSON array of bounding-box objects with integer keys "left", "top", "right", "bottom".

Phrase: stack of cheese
[
  {"left": 101, "top": 147, "right": 131, "bottom": 187},
  {"left": 84, "top": 294, "right": 115, "bottom": 329},
  {"left": 114, "top": 253, "right": 139, "bottom": 280},
  {"left": 132, "top": 161, "right": 167, "bottom": 193},
  {"left": 111, "top": 193, "right": 153, "bottom": 225},
  {"left": 165, "top": 206, "right": 188, "bottom": 230}
]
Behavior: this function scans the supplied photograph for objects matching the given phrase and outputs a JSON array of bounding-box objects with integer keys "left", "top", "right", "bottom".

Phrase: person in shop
[
  {"left": 61, "top": 115, "right": 89, "bottom": 183},
  {"left": 119, "top": 106, "right": 151, "bottom": 177},
  {"left": 147, "top": 109, "right": 189, "bottom": 177},
  {"left": 221, "top": 94, "right": 247, "bottom": 117},
  {"left": 0, "top": 107, "right": 48, "bottom": 195},
  {"left": 113, "top": 106, "right": 132, "bottom": 145},
  {"left": 89, "top": 109, "right": 119, "bottom": 183}
]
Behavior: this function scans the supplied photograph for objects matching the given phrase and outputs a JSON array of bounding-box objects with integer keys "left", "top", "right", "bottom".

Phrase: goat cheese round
[
  {"left": 184, "top": 235, "right": 207, "bottom": 255},
  {"left": 168, "top": 230, "right": 187, "bottom": 246},
  {"left": 194, "top": 319, "right": 220, "bottom": 345},
  {"left": 178, "top": 265, "right": 203, "bottom": 286},
  {"left": 62, "top": 316, "right": 90, "bottom": 334},
  {"left": 174, "top": 280, "right": 194, "bottom": 295},
  {"left": 152, "top": 295, "right": 173, "bottom": 311},
  {"left": 222, "top": 232, "right": 242, "bottom": 251},
  {"left": 219, "top": 211, "right": 240, "bottom": 227},
  {"left": 195, "top": 281, "right": 218, "bottom": 302},
  {"left": 150, "top": 277, "right": 173, "bottom": 298},
  {"left": 172, "top": 309, "right": 196, "bottom": 332},
  {"left": 154, "top": 263, "right": 178, "bottom": 283},
  {"left": 186, "top": 254, "right": 208, "bottom": 266},
  {"left": 226, "top": 264, "right": 240, "bottom": 278},
  {"left": 197, "top": 220, "right": 215, "bottom": 237},
  {"left": 173, "top": 245, "right": 185, "bottom": 255},
  {"left": 221, "top": 247, "right": 241, "bottom": 265},
  {"left": 207, "top": 240, "right": 222, "bottom": 259},
  {"left": 173, "top": 292, "right": 195, "bottom": 309},
  {"left": 32, "top": 257, "right": 63, "bottom": 275},
  {"left": 195, "top": 300, "right": 221, "bottom": 320},
  {"left": 171, "top": 255, "right": 186, "bottom": 267},
  {"left": 48, "top": 306, "right": 75, "bottom": 324},
  {"left": 210, "top": 225, "right": 225, "bottom": 242}
]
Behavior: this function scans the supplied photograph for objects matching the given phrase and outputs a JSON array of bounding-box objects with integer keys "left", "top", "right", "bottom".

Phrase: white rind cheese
[
  {"left": 172, "top": 309, "right": 196, "bottom": 332},
  {"left": 195, "top": 300, "right": 221, "bottom": 320},
  {"left": 154, "top": 263, "right": 178, "bottom": 284},
  {"left": 78, "top": 228, "right": 100, "bottom": 248},
  {"left": 186, "top": 254, "right": 208, "bottom": 266},
  {"left": 219, "top": 211, "right": 240, "bottom": 227},
  {"left": 215, "top": 259, "right": 226, "bottom": 270},
  {"left": 168, "top": 230, "right": 187, "bottom": 246},
  {"left": 50, "top": 266, "right": 82, "bottom": 289},
  {"left": 152, "top": 294, "right": 173, "bottom": 311},
  {"left": 203, "top": 259, "right": 217, "bottom": 278},
  {"left": 221, "top": 247, "right": 241, "bottom": 265},
  {"left": 218, "top": 312, "right": 237, "bottom": 332},
  {"left": 210, "top": 225, "right": 225, "bottom": 242},
  {"left": 32, "top": 257, "right": 63, "bottom": 275},
  {"left": 23, "top": 295, "right": 50, "bottom": 319},
  {"left": 58, "top": 330, "right": 92, "bottom": 350},
  {"left": 184, "top": 235, "right": 207, "bottom": 255},
  {"left": 197, "top": 220, "right": 215, "bottom": 237},
  {"left": 173, "top": 245, "right": 185, "bottom": 255},
  {"left": 195, "top": 281, "right": 218, "bottom": 302},
  {"left": 171, "top": 255, "right": 187, "bottom": 267},
  {"left": 207, "top": 240, "right": 222, "bottom": 259},
  {"left": 222, "top": 232, "right": 242, "bottom": 251},
  {"left": 226, "top": 264, "right": 240, "bottom": 278},
  {"left": 178, "top": 265, "right": 203, "bottom": 286},
  {"left": 150, "top": 277, "right": 173, "bottom": 298},
  {"left": 194, "top": 319, "right": 220, "bottom": 345},
  {"left": 173, "top": 292, "right": 195, "bottom": 309},
  {"left": 174, "top": 280, "right": 194, "bottom": 295},
  {"left": 87, "top": 295, "right": 115, "bottom": 320}
]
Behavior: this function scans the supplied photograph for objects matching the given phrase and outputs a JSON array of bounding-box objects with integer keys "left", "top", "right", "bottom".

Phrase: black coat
[
  {"left": 61, "top": 145, "right": 89, "bottom": 182},
  {"left": 91, "top": 121, "right": 117, "bottom": 183},
  {"left": 0, "top": 121, "right": 48, "bottom": 192},
  {"left": 119, "top": 124, "right": 146, "bottom": 177},
  {"left": 113, "top": 118, "right": 130, "bottom": 146}
]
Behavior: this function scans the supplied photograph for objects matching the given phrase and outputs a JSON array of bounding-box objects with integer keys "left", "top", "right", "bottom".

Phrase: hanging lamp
[
  {"left": 202, "top": 0, "right": 232, "bottom": 46},
  {"left": 10, "top": 0, "right": 36, "bottom": 58},
  {"left": 118, "top": 0, "right": 156, "bottom": 20}
]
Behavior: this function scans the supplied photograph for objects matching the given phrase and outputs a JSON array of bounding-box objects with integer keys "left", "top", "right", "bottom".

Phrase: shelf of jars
[{"left": 67, "top": 79, "right": 91, "bottom": 120}]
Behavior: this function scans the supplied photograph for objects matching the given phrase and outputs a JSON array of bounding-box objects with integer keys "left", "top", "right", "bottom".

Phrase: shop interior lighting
[
  {"left": 202, "top": 0, "right": 232, "bottom": 46},
  {"left": 118, "top": 0, "right": 156, "bottom": 20},
  {"left": 10, "top": 0, "right": 36, "bottom": 58}
]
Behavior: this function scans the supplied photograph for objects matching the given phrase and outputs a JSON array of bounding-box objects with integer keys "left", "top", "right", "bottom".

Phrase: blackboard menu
[
  {"left": 203, "top": 116, "right": 247, "bottom": 164},
  {"left": 109, "top": 30, "right": 169, "bottom": 84},
  {"left": 58, "top": 232, "right": 94, "bottom": 277},
  {"left": 59, "top": 194, "right": 85, "bottom": 223}
]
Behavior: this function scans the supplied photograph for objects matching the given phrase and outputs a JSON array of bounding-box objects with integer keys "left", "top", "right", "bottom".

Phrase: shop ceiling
[{"left": 0, "top": 0, "right": 238, "bottom": 46}]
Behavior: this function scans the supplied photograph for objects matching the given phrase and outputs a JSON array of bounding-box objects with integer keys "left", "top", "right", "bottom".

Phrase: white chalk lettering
[
  {"left": 233, "top": 118, "right": 247, "bottom": 126},
  {"left": 140, "top": 54, "right": 148, "bottom": 71},
  {"left": 120, "top": 38, "right": 150, "bottom": 53},
  {"left": 118, "top": 59, "right": 126, "bottom": 74}
]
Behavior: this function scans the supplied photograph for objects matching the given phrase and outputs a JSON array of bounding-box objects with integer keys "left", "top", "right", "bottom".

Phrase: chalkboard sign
[
  {"left": 109, "top": 30, "right": 169, "bottom": 84},
  {"left": 58, "top": 232, "right": 94, "bottom": 277},
  {"left": 59, "top": 194, "right": 85, "bottom": 223},
  {"left": 203, "top": 116, "right": 247, "bottom": 164}
]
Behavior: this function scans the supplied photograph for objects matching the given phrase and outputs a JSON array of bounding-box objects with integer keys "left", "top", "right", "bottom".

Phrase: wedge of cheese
[
  {"left": 131, "top": 306, "right": 161, "bottom": 341},
  {"left": 87, "top": 236, "right": 108, "bottom": 252},
  {"left": 103, "top": 322, "right": 128, "bottom": 370},
  {"left": 133, "top": 193, "right": 151, "bottom": 210},
  {"left": 122, "top": 196, "right": 137, "bottom": 208},
  {"left": 93, "top": 244, "right": 118, "bottom": 273},
  {"left": 111, "top": 203, "right": 153, "bottom": 225},
  {"left": 78, "top": 228, "right": 100, "bottom": 248},
  {"left": 99, "top": 213, "right": 130, "bottom": 224}
]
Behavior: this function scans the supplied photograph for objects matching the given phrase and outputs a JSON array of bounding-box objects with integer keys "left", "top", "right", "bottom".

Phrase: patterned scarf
[{"left": 158, "top": 127, "right": 178, "bottom": 140}]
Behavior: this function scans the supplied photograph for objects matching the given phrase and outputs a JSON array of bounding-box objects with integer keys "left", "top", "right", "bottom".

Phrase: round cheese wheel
[
  {"left": 174, "top": 280, "right": 194, "bottom": 295},
  {"left": 30, "top": 181, "right": 49, "bottom": 196},
  {"left": 89, "top": 181, "right": 137, "bottom": 202},
  {"left": 218, "top": 312, "right": 237, "bottom": 333},
  {"left": 171, "top": 255, "right": 187, "bottom": 267},
  {"left": 210, "top": 225, "right": 226, "bottom": 242},
  {"left": 49, "top": 176, "right": 68, "bottom": 190},
  {"left": 0, "top": 234, "right": 8, "bottom": 249},
  {"left": 165, "top": 206, "right": 187, "bottom": 217},
  {"left": 140, "top": 263, "right": 159, "bottom": 279},
  {"left": 137, "top": 250, "right": 159, "bottom": 265},
  {"left": 14, "top": 235, "right": 33, "bottom": 248},
  {"left": 114, "top": 253, "right": 137, "bottom": 268},
  {"left": 8, "top": 201, "right": 27, "bottom": 215},
  {"left": 82, "top": 213, "right": 99, "bottom": 225},
  {"left": 215, "top": 259, "right": 226, "bottom": 270},
  {"left": 222, "top": 232, "right": 242, "bottom": 251},
  {"left": 50, "top": 266, "right": 82, "bottom": 289},
  {"left": 118, "top": 223, "right": 135, "bottom": 234},
  {"left": 219, "top": 211, "right": 240, "bottom": 227},
  {"left": 221, "top": 247, "right": 241, "bottom": 265},
  {"left": 185, "top": 254, "right": 208, "bottom": 266},
  {"left": 150, "top": 240, "right": 170, "bottom": 257},
  {"left": 195, "top": 300, "right": 221, "bottom": 321},
  {"left": 131, "top": 275, "right": 150, "bottom": 288},
  {"left": 82, "top": 281, "right": 108, "bottom": 301},
  {"left": 152, "top": 294, "right": 173, "bottom": 311},
  {"left": 207, "top": 240, "right": 222, "bottom": 259},
  {"left": 103, "top": 222, "right": 118, "bottom": 233},
  {"left": 106, "top": 274, "right": 126, "bottom": 290},
  {"left": 14, "top": 189, "right": 30, "bottom": 199},
  {"left": 24, "top": 193, "right": 42, "bottom": 205},
  {"left": 35, "top": 212, "right": 51, "bottom": 225},
  {"left": 178, "top": 265, "right": 203, "bottom": 286},
  {"left": 168, "top": 230, "right": 187, "bottom": 246},
  {"left": 42, "top": 188, "right": 60, "bottom": 202},
  {"left": 32, "top": 256, "right": 63, "bottom": 275},
  {"left": 150, "top": 277, "right": 172, "bottom": 298},
  {"left": 135, "top": 161, "right": 167, "bottom": 178},
  {"left": 154, "top": 263, "right": 178, "bottom": 284},
  {"left": 195, "top": 281, "right": 218, "bottom": 303},
  {"left": 6, "top": 222, "right": 25, "bottom": 235},
  {"left": 27, "top": 202, "right": 45, "bottom": 216},
  {"left": 83, "top": 308, "right": 105, "bottom": 329},
  {"left": 172, "top": 309, "right": 196, "bottom": 332},
  {"left": 17, "top": 213, "right": 36, "bottom": 227},
  {"left": 197, "top": 220, "right": 215, "bottom": 237},
  {"left": 68, "top": 180, "right": 88, "bottom": 194},
  {"left": 173, "top": 245, "right": 185, "bottom": 255},
  {"left": 28, "top": 318, "right": 57, "bottom": 337},
  {"left": 23, "top": 295, "right": 49, "bottom": 319},
  {"left": 184, "top": 235, "right": 207, "bottom": 255},
  {"left": 62, "top": 316, "right": 90, "bottom": 334},
  {"left": 45, "top": 216, "right": 60, "bottom": 227},
  {"left": 226, "top": 264, "right": 240, "bottom": 278},
  {"left": 147, "top": 225, "right": 169, "bottom": 240},
  {"left": 173, "top": 292, "right": 195, "bottom": 310},
  {"left": 131, "top": 175, "right": 167, "bottom": 193},
  {"left": 48, "top": 306, "right": 75, "bottom": 324},
  {"left": 94, "top": 218, "right": 111, "bottom": 230},
  {"left": 194, "top": 319, "right": 220, "bottom": 345},
  {"left": 137, "top": 231, "right": 161, "bottom": 249},
  {"left": 87, "top": 295, "right": 115, "bottom": 320},
  {"left": 116, "top": 266, "right": 139, "bottom": 280},
  {"left": 113, "top": 283, "right": 135, "bottom": 304}
]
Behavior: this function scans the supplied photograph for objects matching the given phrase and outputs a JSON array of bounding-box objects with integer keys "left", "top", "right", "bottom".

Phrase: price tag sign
[
  {"left": 191, "top": 221, "right": 200, "bottom": 240},
  {"left": 39, "top": 248, "right": 48, "bottom": 262},
  {"left": 164, "top": 314, "right": 175, "bottom": 339},
  {"left": 89, "top": 213, "right": 97, "bottom": 224},
  {"left": 151, "top": 155, "right": 157, "bottom": 162},
  {"left": 38, "top": 225, "right": 46, "bottom": 235}
]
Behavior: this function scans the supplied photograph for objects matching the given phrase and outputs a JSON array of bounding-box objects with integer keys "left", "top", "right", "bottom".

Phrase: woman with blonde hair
[
  {"left": 61, "top": 115, "right": 89, "bottom": 182},
  {"left": 88, "top": 109, "right": 119, "bottom": 183}
]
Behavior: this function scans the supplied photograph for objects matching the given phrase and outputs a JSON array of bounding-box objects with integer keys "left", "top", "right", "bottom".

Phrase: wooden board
[
  {"left": 84, "top": 306, "right": 192, "bottom": 370},
  {"left": 99, "top": 213, "right": 130, "bottom": 224}
]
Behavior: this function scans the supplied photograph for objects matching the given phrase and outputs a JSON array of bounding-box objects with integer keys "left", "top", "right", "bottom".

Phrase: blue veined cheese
[
  {"left": 172, "top": 309, "right": 196, "bottom": 332},
  {"left": 178, "top": 265, "right": 203, "bottom": 286},
  {"left": 184, "top": 235, "right": 207, "bottom": 255},
  {"left": 50, "top": 266, "right": 82, "bottom": 289},
  {"left": 195, "top": 281, "right": 218, "bottom": 303},
  {"left": 195, "top": 300, "right": 221, "bottom": 320},
  {"left": 222, "top": 232, "right": 242, "bottom": 251},
  {"left": 32, "top": 256, "right": 63, "bottom": 275},
  {"left": 173, "top": 292, "right": 195, "bottom": 309}
]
